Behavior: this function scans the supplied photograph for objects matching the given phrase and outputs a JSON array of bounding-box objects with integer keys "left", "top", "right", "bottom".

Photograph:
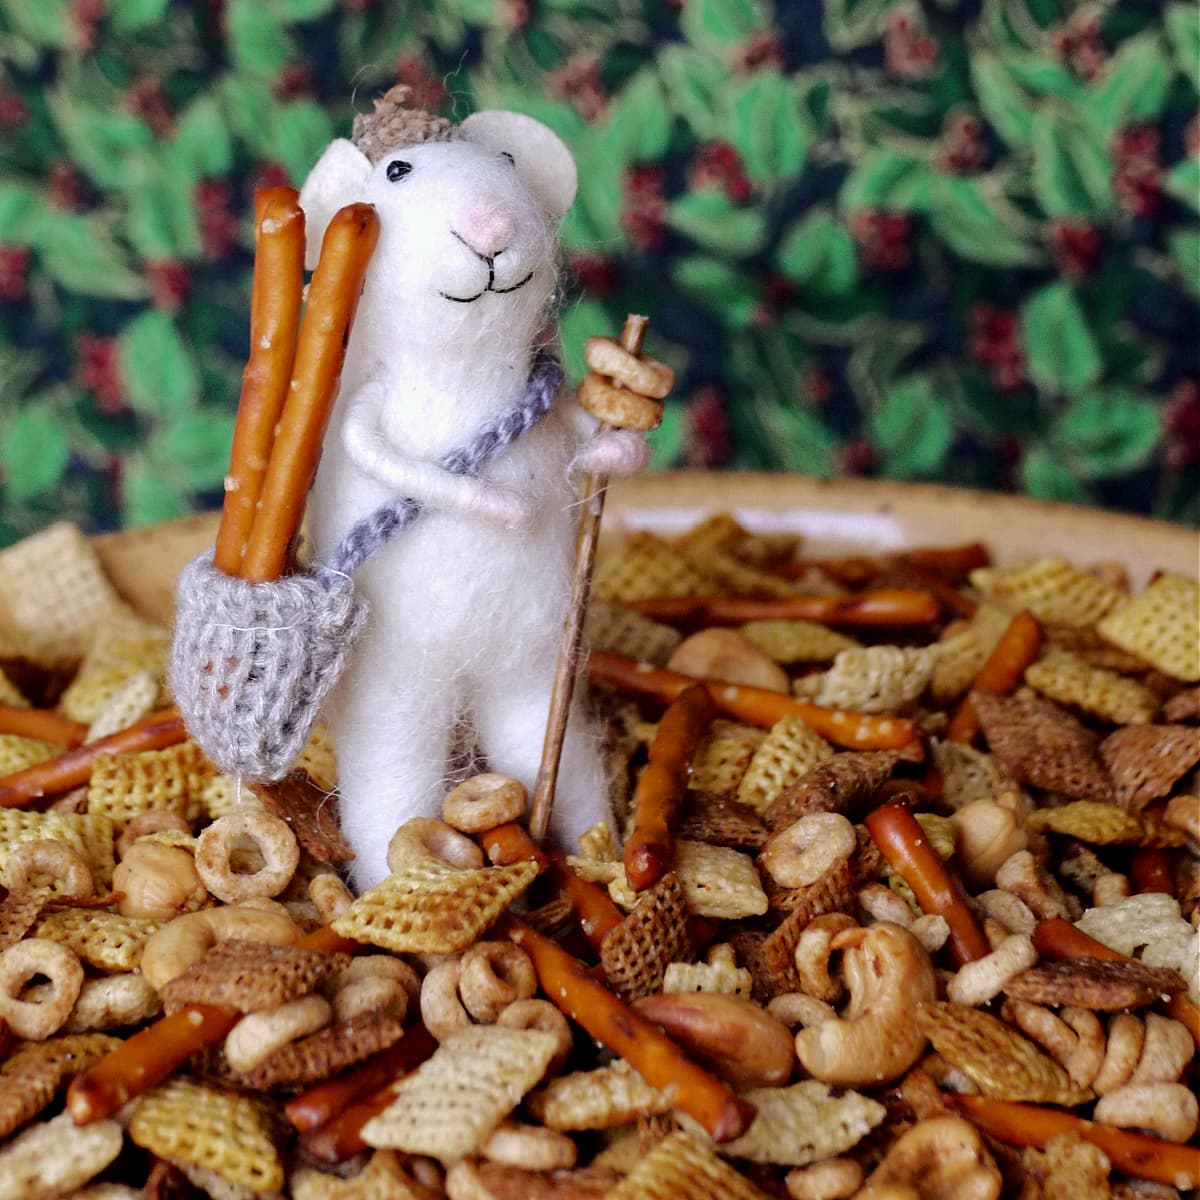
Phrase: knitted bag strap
[{"left": 320, "top": 349, "right": 563, "bottom": 582}]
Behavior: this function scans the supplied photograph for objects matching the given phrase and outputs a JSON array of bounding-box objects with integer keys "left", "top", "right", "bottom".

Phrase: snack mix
[{"left": 0, "top": 514, "right": 1195, "bottom": 1199}]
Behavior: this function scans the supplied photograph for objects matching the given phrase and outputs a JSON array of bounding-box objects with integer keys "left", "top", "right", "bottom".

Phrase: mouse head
[{"left": 299, "top": 90, "right": 577, "bottom": 356}]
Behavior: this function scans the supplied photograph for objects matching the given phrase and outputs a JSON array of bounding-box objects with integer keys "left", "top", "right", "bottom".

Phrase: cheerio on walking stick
[{"left": 527, "top": 314, "right": 673, "bottom": 843}]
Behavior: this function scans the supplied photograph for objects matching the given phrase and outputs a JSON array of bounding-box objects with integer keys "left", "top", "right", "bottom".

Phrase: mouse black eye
[
  {"left": 386, "top": 159, "right": 412, "bottom": 182},
  {"left": 499, "top": 151, "right": 515, "bottom": 166}
]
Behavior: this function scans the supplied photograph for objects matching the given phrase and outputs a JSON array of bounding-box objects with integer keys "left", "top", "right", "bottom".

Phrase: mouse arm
[
  {"left": 565, "top": 406, "right": 649, "bottom": 478},
  {"left": 341, "top": 388, "right": 533, "bottom": 528}
]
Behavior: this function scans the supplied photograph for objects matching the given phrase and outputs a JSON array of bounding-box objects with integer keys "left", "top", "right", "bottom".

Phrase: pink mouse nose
[{"left": 458, "top": 201, "right": 516, "bottom": 258}]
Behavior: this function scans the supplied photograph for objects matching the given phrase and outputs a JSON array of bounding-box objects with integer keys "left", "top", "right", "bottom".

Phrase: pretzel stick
[
  {"left": 0, "top": 704, "right": 87, "bottom": 746},
  {"left": 67, "top": 922, "right": 357, "bottom": 1124},
  {"left": 949, "top": 1095, "right": 1199, "bottom": 1189},
  {"left": 240, "top": 203, "right": 380, "bottom": 583},
  {"left": 1129, "top": 848, "right": 1174, "bottom": 894},
  {"left": 588, "top": 650, "right": 918, "bottom": 750},
  {"left": 528, "top": 315, "right": 650, "bottom": 844},
  {"left": 482, "top": 822, "right": 625, "bottom": 950},
  {"left": 624, "top": 683, "right": 715, "bottom": 892},
  {"left": 298, "top": 1085, "right": 402, "bottom": 1164},
  {"left": 0, "top": 706, "right": 185, "bottom": 809},
  {"left": 946, "top": 608, "right": 1043, "bottom": 743},
  {"left": 1033, "top": 917, "right": 1200, "bottom": 1049},
  {"left": 625, "top": 589, "right": 941, "bottom": 628},
  {"left": 784, "top": 542, "right": 990, "bottom": 584},
  {"left": 502, "top": 914, "right": 756, "bottom": 1142},
  {"left": 865, "top": 802, "right": 990, "bottom": 966},
  {"left": 285, "top": 1022, "right": 437, "bottom": 1132},
  {"left": 213, "top": 188, "right": 306, "bottom": 576}
]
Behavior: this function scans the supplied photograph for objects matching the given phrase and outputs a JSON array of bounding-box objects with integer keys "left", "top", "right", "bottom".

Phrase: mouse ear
[
  {"left": 297, "top": 138, "right": 373, "bottom": 271},
  {"left": 460, "top": 110, "right": 577, "bottom": 218}
]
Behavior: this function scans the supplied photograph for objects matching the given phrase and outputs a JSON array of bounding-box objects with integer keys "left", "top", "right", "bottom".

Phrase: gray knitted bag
[{"left": 169, "top": 351, "right": 562, "bottom": 781}]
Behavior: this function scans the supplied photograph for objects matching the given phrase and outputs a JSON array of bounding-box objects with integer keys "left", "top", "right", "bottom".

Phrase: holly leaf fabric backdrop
[{"left": 0, "top": 0, "right": 1196, "bottom": 542}]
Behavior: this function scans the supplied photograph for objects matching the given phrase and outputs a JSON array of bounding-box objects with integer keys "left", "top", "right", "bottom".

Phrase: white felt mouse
[{"left": 298, "top": 90, "right": 648, "bottom": 889}]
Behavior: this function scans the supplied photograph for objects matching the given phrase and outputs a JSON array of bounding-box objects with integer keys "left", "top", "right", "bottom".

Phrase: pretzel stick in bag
[
  {"left": 213, "top": 188, "right": 306, "bottom": 576},
  {"left": 240, "top": 202, "right": 380, "bottom": 583},
  {"left": 502, "top": 914, "right": 756, "bottom": 1142},
  {"left": 588, "top": 649, "right": 918, "bottom": 749},
  {"left": 624, "top": 682, "right": 715, "bottom": 892},
  {"left": 626, "top": 589, "right": 942, "bottom": 628},
  {"left": 949, "top": 1095, "right": 1199, "bottom": 1189},
  {"left": 0, "top": 704, "right": 87, "bottom": 746},
  {"left": 0, "top": 706, "right": 185, "bottom": 808}
]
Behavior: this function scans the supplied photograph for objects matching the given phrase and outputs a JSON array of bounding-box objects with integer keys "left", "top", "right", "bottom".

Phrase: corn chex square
[
  {"left": 607, "top": 840, "right": 767, "bottom": 920},
  {"left": 586, "top": 598, "right": 683, "bottom": 665},
  {"left": 86, "top": 739, "right": 216, "bottom": 829},
  {"left": 735, "top": 716, "right": 833, "bottom": 815},
  {"left": 605, "top": 1130, "right": 772, "bottom": 1200},
  {"left": 130, "top": 1076, "right": 283, "bottom": 1193},
  {"left": 0, "top": 810, "right": 115, "bottom": 887},
  {"left": 360, "top": 1026, "right": 559, "bottom": 1161},
  {"left": 1025, "top": 650, "right": 1159, "bottom": 725},
  {"left": 59, "top": 614, "right": 169, "bottom": 723},
  {"left": 0, "top": 523, "right": 132, "bottom": 665},
  {"left": 971, "top": 556, "right": 1124, "bottom": 628},
  {"left": 678, "top": 1081, "right": 885, "bottom": 1166},
  {"left": 1097, "top": 573, "right": 1200, "bottom": 682},
  {"left": 331, "top": 858, "right": 537, "bottom": 954},
  {"left": 0, "top": 668, "right": 27, "bottom": 708},
  {"left": 594, "top": 532, "right": 715, "bottom": 604},
  {"left": 0, "top": 735, "right": 59, "bottom": 777},
  {"left": 739, "top": 619, "right": 858, "bottom": 665},
  {"left": 688, "top": 720, "right": 765, "bottom": 798},
  {"left": 34, "top": 908, "right": 161, "bottom": 971}
]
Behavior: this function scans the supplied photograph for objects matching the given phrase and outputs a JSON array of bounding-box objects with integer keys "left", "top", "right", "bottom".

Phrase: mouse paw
[
  {"left": 475, "top": 484, "right": 534, "bottom": 531},
  {"left": 570, "top": 429, "right": 650, "bottom": 477}
]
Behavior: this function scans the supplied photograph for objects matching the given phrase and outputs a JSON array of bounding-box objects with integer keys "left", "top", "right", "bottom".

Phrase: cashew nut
[
  {"left": 793, "top": 922, "right": 937, "bottom": 1087},
  {"left": 1093, "top": 1082, "right": 1199, "bottom": 1144},
  {"left": 667, "top": 628, "right": 790, "bottom": 692},
  {"left": 858, "top": 1116, "right": 1002, "bottom": 1200},
  {"left": 139, "top": 904, "right": 302, "bottom": 991}
]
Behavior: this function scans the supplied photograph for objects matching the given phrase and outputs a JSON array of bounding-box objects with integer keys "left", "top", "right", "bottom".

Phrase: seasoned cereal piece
[
  {"left": 0, "top": 523, "right": 132, "bottom": 664},
  {"left": 676, "top": 792, "right": 768, "bottom": 850},
  {"left": 256, "top": 770, "right": 354, "bottom": 864},
  {"left": 609, "top": 840, "right": 767, "bottom": 920},
  {"left": 973, "top": 693, "right": 1113, "bottom": 801},
  {"left": 1027, "top": 801, "right": 1186, "bottom": 848},
  {"left": 0, "top": 1110, "right": 122, "bottom": 1200},
  {"left": 795, "top": 645, "right": 935, "bottom": 715},
  {"left": 85, "top": 740, "right": 215, "bottom": 830},
  {"left": 586, "top": 599, "right": 683, "bottom": 665},
  {"left": 1025, "top": 651, "right": 1159, "bottom": 725},
  {"left": 530, "top": 1060, "right": 670, "bottom": 1132},
  {"left": 1100, "top": 724, "right": 1200, "bottom": 811},
  {"left": 601, "top": 873, "right": 692, "bottom": 1001},
  {"left": 739, "top": 619, "right": 857, "bottom": 665},
  {"left": 361, "top": 1026, "right": 559, "bottom": 1161},
  {"left": 765, "top": 750, "right": 898, "bottom": 830},
  {"left": 0, "top": 735, "right": 60, "bottom": 777},
  {"left": 332, "top": 858, "right": 537, "bottom": 954},
  {"left": 1003, "top": 958, "right": 1189, "bottom": 1011},
  {"left": 130, "top": 1076, "right": 284, "bottom": 1193},
  {"left": 687, "top": 720, "right": 765, "bottom": 799},
  {"left": 447, "top": 1161, "right": 620, "bottom": 1200},
  {"left": 916, "top": 1003, "right": 1091, "bottom": 1105},
  {"left": 971, "top": 556, "right": 1124, "bottom": 627},
  {"left": 605, "top": 1130, "right": 772, "bottom": 1200},
  {"left": 735, "top": 715, "right": 834, "bottom": 816},
  {"left": 33, "top": 909, "right": 160, "bottom": 972},
  {"left": 84, "top": 671, "right": 159, "bottom": 742},
  {"left": 676, "top": 1081, "right": 885, "bottom": 1167},
  {"left": 662, "top": 944, "right": 753, "bottom": 997},
  {"left": 595, "top": 532, "right": 715, "bottom": 604},
  {"left": 1097, "top": 574, "right": 1200, "bottom": 682},
  {"left": 159, "top": 939, "right": 350, "bottom": 1014}
]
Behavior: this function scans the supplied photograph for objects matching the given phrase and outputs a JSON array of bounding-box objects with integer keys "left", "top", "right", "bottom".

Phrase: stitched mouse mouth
[
  {"left": 439, "top": 229, "right": 534, "bottom": 303},
  {"left": 439, "top": 271, "right": 533, "bottom": 304}
]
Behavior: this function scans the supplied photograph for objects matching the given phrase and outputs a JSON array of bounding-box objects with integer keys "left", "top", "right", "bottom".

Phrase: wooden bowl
[{"left": 91, "top": 474, "right": 1197, "bottom": 626}]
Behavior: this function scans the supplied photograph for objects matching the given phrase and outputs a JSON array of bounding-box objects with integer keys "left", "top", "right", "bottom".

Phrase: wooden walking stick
[{"left": 527, "top": 315, "right": 672, "bottom": 843}]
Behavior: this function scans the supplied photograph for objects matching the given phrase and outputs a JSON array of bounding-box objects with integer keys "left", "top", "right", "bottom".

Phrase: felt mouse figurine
[{"left": 294, "top": 88, "right": 650, "bottom": 888}]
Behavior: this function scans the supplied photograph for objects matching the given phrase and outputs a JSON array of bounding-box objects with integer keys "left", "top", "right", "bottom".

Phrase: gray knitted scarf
[
  {"left": 320, "top": 349, "right": 562, "bottom": 581},
  {"left": 170, "top": 350, "right": 562, "bottom": 781}
]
